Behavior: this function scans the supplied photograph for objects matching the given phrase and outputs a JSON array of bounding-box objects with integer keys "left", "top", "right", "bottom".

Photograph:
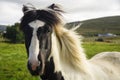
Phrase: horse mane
[{"left": 53, "top": 23, "right": 88, "bottom": 72}]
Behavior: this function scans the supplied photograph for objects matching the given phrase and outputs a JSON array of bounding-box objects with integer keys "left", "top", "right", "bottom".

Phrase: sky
[{"left": 0, "top": 0, "right": 120, "bottom": 25}]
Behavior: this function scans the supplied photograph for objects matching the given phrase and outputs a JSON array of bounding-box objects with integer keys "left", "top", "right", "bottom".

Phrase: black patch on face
[
  {"left": 41, "top": 57, "right": 64, "bottom": 80},
  {"left": 24, "top": 25, "right": 33, "bottom": 56},
  {"left": 37, "top": 25, "right": 52, "bottom": 60}
]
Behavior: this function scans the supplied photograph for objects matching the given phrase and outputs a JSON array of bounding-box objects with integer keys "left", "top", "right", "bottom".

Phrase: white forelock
[{"left": 29, "top": 20, "right": 45, "bottom": 29}]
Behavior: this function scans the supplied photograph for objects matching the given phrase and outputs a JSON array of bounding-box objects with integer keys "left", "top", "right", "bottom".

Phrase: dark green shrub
[{"left": 4, "top": 23, "right": 24, "bottom": 43}]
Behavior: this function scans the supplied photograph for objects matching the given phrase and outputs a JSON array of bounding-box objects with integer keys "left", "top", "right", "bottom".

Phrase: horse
[{"left": 20, "top": 4, "right": 120, "bottom": 80}]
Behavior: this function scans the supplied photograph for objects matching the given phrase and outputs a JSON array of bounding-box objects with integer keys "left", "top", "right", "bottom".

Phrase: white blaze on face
[{"left": 28, "top": 20, "right": 45, "bottom": 70}]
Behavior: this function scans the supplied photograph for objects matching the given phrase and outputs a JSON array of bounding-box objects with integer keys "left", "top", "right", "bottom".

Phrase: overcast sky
[{"left": 0, "top": 0, "right": 120, "bottom": 25}]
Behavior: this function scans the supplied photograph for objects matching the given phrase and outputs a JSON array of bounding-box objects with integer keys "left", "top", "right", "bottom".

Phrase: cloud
[
  {"left": 63, "top": 0, "right": 120, "bottom": 22},
  {"left": 0, "top": 1, "right": 23, "bottom": 25},
  {"left": 68, "top": 0, "right": 120, "bottom": 13},
  {"left": 65, "top": 10, "right": 120, "bottom": 22},
  {"left": 0, "top": 0, "right": 120, "bottom": 25}
]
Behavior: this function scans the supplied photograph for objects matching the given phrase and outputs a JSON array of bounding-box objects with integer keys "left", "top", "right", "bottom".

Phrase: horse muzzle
[
  {"left": 27, "top": 57, "right": 45, "bottom": 76},
  {"left": 27, "top": 49, "right": 48, "bottom": 76}
]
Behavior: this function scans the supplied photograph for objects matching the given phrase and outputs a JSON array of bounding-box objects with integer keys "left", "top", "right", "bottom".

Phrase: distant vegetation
[
  {"left": 0, "top": 16, "right": 120, "bottom": 43},
  {"left": 3, "top": 23, "right": 24, "bottom": 43}
]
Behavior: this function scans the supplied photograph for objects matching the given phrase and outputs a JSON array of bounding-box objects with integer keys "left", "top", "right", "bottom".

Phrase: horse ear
[
  {"left": 48, "top": 4, "right": 64, "bottom": 12},
  {"left": 22, "top": 4, "right": 36, "bottom": 14},
  {"left": 22, "top": 5, "right": 29, "bottom": 13}
]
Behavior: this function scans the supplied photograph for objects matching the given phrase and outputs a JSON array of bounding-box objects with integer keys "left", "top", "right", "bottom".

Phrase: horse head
[{"left": 20, "top": 3, "right": 63, "bottom": 77}]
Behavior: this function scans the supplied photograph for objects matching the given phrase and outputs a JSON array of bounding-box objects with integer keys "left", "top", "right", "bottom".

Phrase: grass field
[
  {"left": 0, "top": 42, "right": 39, "bottom": 80},
  {"left": 83, "top": 42, "right": 120, "bottom": 58},
  {"left": 0, "top": 37, "right": 120, "bottom": 80}
]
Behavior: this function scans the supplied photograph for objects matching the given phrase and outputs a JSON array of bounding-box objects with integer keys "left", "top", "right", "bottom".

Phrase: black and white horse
[{"left": 20, "top": 4, "right": 120, "bottom": 80}]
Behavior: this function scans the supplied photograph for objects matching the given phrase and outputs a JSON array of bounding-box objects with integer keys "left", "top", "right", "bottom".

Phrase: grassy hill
[{"left": 66, "top": 16, "right": 120, "bottom": 36}]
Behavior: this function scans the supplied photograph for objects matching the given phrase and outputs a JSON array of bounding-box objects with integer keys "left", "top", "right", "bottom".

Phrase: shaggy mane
[{"left": 53, "top": 24, "right": 88, "bottom": 72}]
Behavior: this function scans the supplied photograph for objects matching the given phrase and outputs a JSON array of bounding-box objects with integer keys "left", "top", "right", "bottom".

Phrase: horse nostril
[{"left": 27, "top": 61, "right": 41, "bottom": 71}]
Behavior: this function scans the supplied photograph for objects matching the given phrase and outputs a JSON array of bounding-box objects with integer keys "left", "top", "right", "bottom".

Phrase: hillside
[
  {"left": 0, "top": 25, "right": 7, "bottom": 32},
  {"left": 66, "top": 16, "right": 120, "bottom": 36},
  {"left": 1, "top": 16, "right": 120, "bottom": 36}
]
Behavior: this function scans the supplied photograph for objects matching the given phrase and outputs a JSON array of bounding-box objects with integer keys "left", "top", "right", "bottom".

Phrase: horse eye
[{"left": 37, "top": 27, "right": 43, "bottom": 33}]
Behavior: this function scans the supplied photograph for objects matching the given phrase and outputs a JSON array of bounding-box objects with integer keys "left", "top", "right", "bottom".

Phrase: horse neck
[{"left": 51, "top": 24, "right": 89, "bottom": 74}]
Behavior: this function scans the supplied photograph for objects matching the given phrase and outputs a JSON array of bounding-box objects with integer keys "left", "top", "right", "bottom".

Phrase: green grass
[
  {"left": 0, "top": 42, "right": 39, "bottom": 80},
  {"left": 83, "top": 42, "right": 120, "bottom": 58},
  {"left": 0, "top": 38, "right": 120, "bottom": 80}
]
